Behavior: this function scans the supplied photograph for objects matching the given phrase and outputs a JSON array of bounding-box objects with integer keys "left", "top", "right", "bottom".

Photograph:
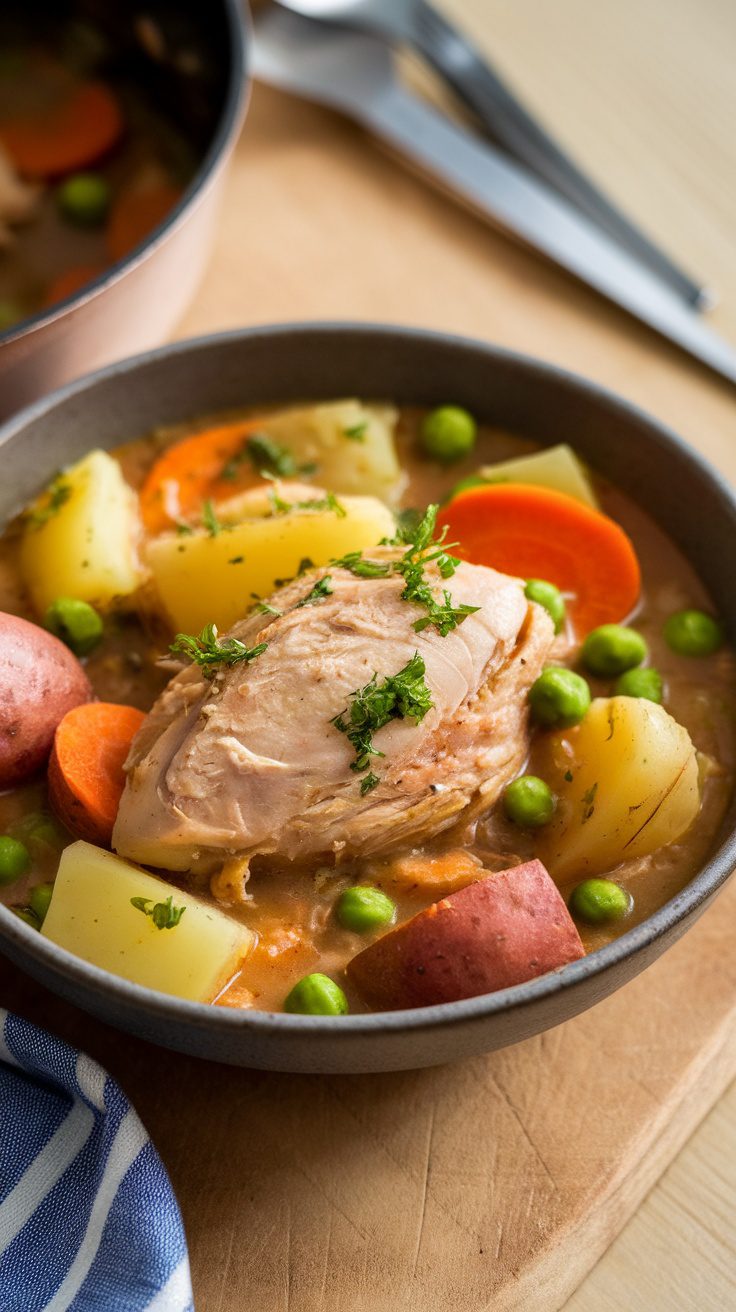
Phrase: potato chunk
[
  {"left": 479, "top": 443, "right": 598, "bottom": 508},
  {"left": 539, "top": 696, "right": 700, "bottom": 880},
  {"left": 256, "top": 400, "right": 403, "bottom": 503},
  {"left": 41, "top": 841, "right": 255, "bottom": 1002},
  {"left": 20, "top": 450, "right": 143, "bottom": 614},
  {"left": 146, "top": 492, "right": 395, "bottom": 632}
]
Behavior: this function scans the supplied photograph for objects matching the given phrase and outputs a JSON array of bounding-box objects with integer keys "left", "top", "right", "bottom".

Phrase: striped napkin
[{"left": 0, "top": 1009, "right": 193, "bottom": 1312}]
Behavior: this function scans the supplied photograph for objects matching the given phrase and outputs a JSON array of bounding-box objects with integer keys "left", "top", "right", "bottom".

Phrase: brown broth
[{"left": 0, "top": 407, "right": 733, "bottom": 1013}]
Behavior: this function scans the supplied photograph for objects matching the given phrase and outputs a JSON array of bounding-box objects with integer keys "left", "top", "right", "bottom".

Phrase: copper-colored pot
[{"left": 0, "top": 0, "right": 249, "bottom": 419}]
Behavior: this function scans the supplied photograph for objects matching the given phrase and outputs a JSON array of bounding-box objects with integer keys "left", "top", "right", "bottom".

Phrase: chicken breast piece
[{"left": 112, "top": 551, "right": 554, "bottom": 886}]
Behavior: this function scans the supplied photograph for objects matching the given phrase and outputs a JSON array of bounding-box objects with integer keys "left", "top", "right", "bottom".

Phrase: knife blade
[{"left": 253, "top": 8, "right": 736, "bottom": 389}]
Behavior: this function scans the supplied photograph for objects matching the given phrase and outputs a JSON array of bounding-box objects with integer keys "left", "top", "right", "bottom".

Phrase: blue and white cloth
[{"left": 0, "top": 1009, "right": 193, "bottom": 1312}]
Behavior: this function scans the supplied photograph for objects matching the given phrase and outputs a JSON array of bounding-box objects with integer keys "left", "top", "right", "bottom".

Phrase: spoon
[{"left": 274, "top": 0, "right": 709, "bottom": 309}]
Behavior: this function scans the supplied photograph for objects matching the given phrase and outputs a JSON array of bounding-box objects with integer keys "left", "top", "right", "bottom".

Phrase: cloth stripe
[
  {"left": 0, "top": 1010, "right": 193, "bottom": 1312},
  {"left": 42, "top": 1108, "right": 150, "bottom": 1312},
  {"left": 0, "top": 1101, "right": 95, "bottom": 1252}
]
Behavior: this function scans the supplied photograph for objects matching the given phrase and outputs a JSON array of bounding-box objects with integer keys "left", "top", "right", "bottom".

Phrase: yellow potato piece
[
  {"left": 479, "top": 443, "right": 598, "bottom": 508},
  {"left": 257, "top": 400, "right": 404, "bottom": 503},
  {"left": 20, "top": 450, "right": 143, "bottom": 614},
  {"left": 539, "top": 696, "right": 700, "bottom": 880},
  {"left": 147, "top": 493, "right": 395, "bottom": 632},
  {"left": 42, "top": 841, "right": 255, "bottom": 1002}
]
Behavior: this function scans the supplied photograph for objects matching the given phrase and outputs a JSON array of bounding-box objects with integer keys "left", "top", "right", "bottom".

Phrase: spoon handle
[{"left": 409, "top": 0, "right": 708, "bottom": 308}]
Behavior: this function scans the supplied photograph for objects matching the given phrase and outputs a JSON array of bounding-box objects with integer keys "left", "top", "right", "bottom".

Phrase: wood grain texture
[{"left": 6, "top": 1, "right": 736, "bottom": 1309}]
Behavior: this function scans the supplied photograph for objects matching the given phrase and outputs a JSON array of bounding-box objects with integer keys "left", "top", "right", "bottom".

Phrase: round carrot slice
[
  {"left": 437, "top": 483, "right": 641, "bottom": 637},
  {"left": 0, "top": 82, "right": 124, "bottom": 179},
  {"left": 48, "top": 702, "right": 145, "bottom": 846}
]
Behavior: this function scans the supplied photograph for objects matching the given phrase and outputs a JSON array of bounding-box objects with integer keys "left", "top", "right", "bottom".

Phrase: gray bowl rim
[
  {"left": 1, "top": 319, "right": 734, "bottom": 1041},
  {"left": 0, "top": 0, "right": 250, "bottom": 347}
]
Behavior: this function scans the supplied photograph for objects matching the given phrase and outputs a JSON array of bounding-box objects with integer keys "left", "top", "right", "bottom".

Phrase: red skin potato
[
  {"left": 347, "top": 859, "right": 585, "bottom": 1010},
  {"left": 0, "top": 612, "right": 92, "bottom": 787}
]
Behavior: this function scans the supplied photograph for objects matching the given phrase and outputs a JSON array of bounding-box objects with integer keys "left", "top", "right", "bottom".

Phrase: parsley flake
[
  {"left": 343, "top": 422, "right": 367, "bottom": 442},
  {"left": 296, "top": 575, "right": 334, "bottom": 607},
  {"left": 332, "top": 652, "right": 433, "bottom": 784},
  {"left": 26, "top": 477, "right": 72, "bottom": 530},
  {"left": 202, "top": 499, "right": 223, "bottom": 537},
  {"left": 331, "top": 551, "right": 391, "bottom": 579},
  {"left": 170, "top": 623, "right": 268, "bottom": 676},
  {"left": 131, "top": 895, "right": 186, "bottom": 930}
]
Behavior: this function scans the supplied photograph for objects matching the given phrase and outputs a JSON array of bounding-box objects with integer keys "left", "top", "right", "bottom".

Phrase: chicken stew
[{"left": 0, "top": 401, "right": 733, "bottom": 1014}]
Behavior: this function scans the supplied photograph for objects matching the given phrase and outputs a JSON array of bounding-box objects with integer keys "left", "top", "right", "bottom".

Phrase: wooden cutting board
[
  {"left": 2, "top": 884, "right": 735, "bottom": 1310},
  {"left": 4, "top": 2, "right": 736, "bottom": 1308}
]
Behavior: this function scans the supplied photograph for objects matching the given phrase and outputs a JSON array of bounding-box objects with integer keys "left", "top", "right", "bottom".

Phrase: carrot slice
[
  {"left": 140, "top": 420, "right": 265, "bottom": 534},
  {"left": 42, "top": 264, "right": 106, "bottom": 309},
  {"left": 48, "top": 703, "right": 145, "bottom": 846},
  {"left": 437, "top": 483, "right": 641, "bottom": 637},
  {"left": 376, "top": 849, "right": 486, "bottom": 895},
  {"left": 106, "top": 183, "right": 182, "bottom": 262},
  {"left": 0, "top": 82, "right": 124, "bottom": 179}
]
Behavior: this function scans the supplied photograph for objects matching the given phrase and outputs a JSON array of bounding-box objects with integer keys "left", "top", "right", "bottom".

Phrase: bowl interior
[{"left": 0, "top": 324, "right": 734, "bottom": 1070}]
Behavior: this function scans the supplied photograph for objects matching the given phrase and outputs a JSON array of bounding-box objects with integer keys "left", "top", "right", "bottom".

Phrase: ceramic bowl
[
  {"left": 0, "top": 0, "right": 248, "bottom": 420},
  {"left": 0, "top": 323, "right": 734, "bottom": 1072}
]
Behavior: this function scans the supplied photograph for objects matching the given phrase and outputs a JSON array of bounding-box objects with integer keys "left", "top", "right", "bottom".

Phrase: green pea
[
  {"left": 57, "top": 172, "right": 111, "bottom": 226},
  {"left": 0, "top": 836, "right": 31, "bottom": 886},
  {"left": 581, "top": 624, "right": 647, "bottom": 677},
  {"left": 12, "top": 812, "right": 65, "bottom": 852},
  {"left": 336, "top": 885, "right": 396, "bottom": 933},
  {"left": 11, "top": 907, "right": 40, "bottom": 930},
  {"left": 0, "top": 299, "right": 24, "bottom": 333},
  {"left": 284, "top": 973, "right": 349, "bottom": 1015},
  {"left": 569, "top": 878, "right": 632, "bottom": 925},
  {"left": 663, "top": 609, "right": 723, "bottom": 658},
  {"left": 29, "top": 882, "right": 54, "bottom": 924},
  {"left": 528, "top": 667, "right": 591, "bottom": 728},
  {"left": 43, "top": 597, "right": 103, "bottom": 656},
  {"left": 420, "top": 406, "right": 477, "bottom": 463},
  {"left": 614, "top": 667, "right": 663, "bottom": 703},
  {"left": 525, "top": 579, "right": 566, "bottom": 634},
  {"left": 504, "top": 775, "right": 556, "bottom": 828}
]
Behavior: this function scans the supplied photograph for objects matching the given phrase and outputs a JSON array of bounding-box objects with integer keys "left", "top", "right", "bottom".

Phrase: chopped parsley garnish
[
  {"left": 131, "top": 895, "right": 186, "bottom": 930},
  {"left": 202, "top": 499, "right": 223, "bottom": 537},
  {"left": 292, "top": 492, "right": 346, "bottom": 518},
  {"left": 343, "top": 421, "right": 367, "bottom": 441},
  {"left": 296, "top": 575, "right": 334, "bottom": 607},
  {"left": 221, "top": 432, "right": 318, "bottom": 481},
  {"left": 297, "top": 557, "right": 315, "bottom": 575},
  {"left": 175, "top": 520, "right": 194, "bottom": 537},
  {"left": 581, "top": 782, "right": 598, "bottom": 823},
  {"left": 332, "top": 506, "right": 480, "bottom": 635},
  {"left": 360, "top": 771, "right": 380, "bottom": 795},
  {"left": 267, "top": 486, "right": 292, "bottom": 516},
  {"left": 255, "top": 600, "right": 282, "bottom": 616},
  {"left": 170, "top": 622, "right": 267, "bottom": 676},
  {"left": 331, "top": 652, "right": 433, "bottom": 783},
  {"left": 386, "top": 504, "right": 480, "bottom": 636},
  {"left": 26, "top": 477, "right": 72, "bottom": 530},
  {"left": 268, "top": 489, "right": 347, "bottom": 519},
  {"left": 331, "top": 551, "right": 391, "bottom": 579}
]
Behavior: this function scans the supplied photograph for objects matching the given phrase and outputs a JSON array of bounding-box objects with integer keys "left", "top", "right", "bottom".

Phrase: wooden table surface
[{"left": 171, "top": 0, "right": 736, "bottom": 1305}]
